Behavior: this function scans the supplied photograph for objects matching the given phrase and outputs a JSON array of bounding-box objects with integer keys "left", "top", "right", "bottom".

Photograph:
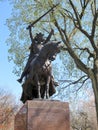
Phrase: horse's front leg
[
  {"left": 46, "top": 76, "right": 50, "bottom": 99},
  {"left": 35, "top": 74, "right": 41, "bottom": 99}
]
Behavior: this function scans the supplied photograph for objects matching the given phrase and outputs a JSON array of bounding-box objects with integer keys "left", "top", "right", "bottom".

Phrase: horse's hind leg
[
  {"left": 46, "top": 76, "right": 50, "bottom": 99},
  {"left": 35, "top": 74, "right": 41, "bottom": 99},
  {"left": 37, "top": 81, "right": 41, "bottom": 99}
]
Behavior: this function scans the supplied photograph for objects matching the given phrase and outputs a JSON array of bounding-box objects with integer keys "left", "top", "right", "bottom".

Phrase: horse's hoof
[
  {"left": 46, "top": 95, "right": 49, "bottom": 99},
  {"left": 37, "top": 95, "right": 42, "bottom": 99},
  {"left": 38, "top": 96, "right": 42, "bottom": 99}
]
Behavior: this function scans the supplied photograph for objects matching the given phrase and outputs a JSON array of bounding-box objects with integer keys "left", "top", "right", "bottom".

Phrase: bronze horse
[{"left": 21, "top": 41, "right": 61, "bottom": 103}]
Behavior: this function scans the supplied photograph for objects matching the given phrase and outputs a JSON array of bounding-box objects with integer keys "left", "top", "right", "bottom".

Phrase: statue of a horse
[{"left": 21, "top": 41, "right": 62, "bottom": 103}]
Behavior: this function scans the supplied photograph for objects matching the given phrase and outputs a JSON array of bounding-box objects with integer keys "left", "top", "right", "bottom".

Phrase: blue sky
[{"left": 0, "top": 0, "right": 21, "bottom": 100}]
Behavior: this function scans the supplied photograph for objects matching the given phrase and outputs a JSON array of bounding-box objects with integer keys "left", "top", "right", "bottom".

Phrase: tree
[
  {"left": 0, "top": 89, "right": 19, "bottom": 130},
  {"left": 6, "top": 0, "right": 98, "bottom": 122},
  {"left": 51, "top": 0, "right": 98, "bottom": 123}
]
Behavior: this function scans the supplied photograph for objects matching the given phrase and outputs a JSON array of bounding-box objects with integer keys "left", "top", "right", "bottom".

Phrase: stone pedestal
[{"left": 14, "top": 100, "right": 70, "bottom": 130}]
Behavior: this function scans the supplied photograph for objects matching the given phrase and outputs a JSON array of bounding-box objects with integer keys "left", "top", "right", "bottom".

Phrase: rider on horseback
[{"left": 17, "top": 27, "right": 54, "bottom": 83}]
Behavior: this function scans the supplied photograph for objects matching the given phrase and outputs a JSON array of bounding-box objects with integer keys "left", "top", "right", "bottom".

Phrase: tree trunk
[
  {"left": 89, "top": 57, "right": 98, "bottom": 124},
  {"left": 94, "top": 57, "right": 98, "bottom": 124},
  {"left": 91, "top": 76, "right": 98, "bottom": 124}
]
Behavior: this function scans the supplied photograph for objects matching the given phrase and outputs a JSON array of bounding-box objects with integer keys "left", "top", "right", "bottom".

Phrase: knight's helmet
[{"left": 34, "top": 33, "right": 45, "bottom": 43}]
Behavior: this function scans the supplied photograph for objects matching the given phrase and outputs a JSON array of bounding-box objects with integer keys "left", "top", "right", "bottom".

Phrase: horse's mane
[{"left": 38, "top": 41, "right": 60, "bottom": 58}]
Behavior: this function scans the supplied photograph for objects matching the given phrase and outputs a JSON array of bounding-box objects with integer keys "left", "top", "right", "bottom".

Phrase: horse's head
[
  {"left": 38, "top": 41, "right": 62, "bottom": 61},
  {"left": 46, "top": 41, "right": 62, "bottom": 61}
]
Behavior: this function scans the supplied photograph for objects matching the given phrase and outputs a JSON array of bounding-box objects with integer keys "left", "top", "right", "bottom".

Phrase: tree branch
[
  {"left": 69, "top": 0, "right": 81, "bottom": 28},
  {"left": 91, "top": 0, "right": 96, "bottom": 16},
  {"left": 79, "top": 0, "right": 89, "bottom": 19},
  {"left": 74, "top": 44, "right": 94, "bottom": 59},
  {"left": 62, "top": 75, "right": 88, "bottom": 89},
  {"left": 80, "top": 0, "right": 83, "bottom": 8},
  {"left": 54, "top": 17, "right": 89, "bottom": 74},
  {"left": 70, "top": 1, "right": 98, "bottom": 53},
  {"left": 67, "top": 0, "right": 89, "bottom": 40},
  {"left": 53, "top": 75, "right": 88, "bottom": 98},
  {"left": 91, "top": 9, "right": 98, "bottom": 38},
  {"left": 76, "top": 77, "right": 89, "bottom": 92},
  {"left": 76, "top": 26, "right": 98, "bottom": 53}
]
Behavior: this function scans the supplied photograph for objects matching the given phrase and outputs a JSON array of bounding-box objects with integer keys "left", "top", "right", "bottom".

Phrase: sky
[{"left": 0, "top": 0, "right": 22, "bottom": 101}]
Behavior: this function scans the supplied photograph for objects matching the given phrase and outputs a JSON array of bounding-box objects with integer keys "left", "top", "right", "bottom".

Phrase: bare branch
[
  {"left": 76, "top": 77, "right": 89, "bottom": 92},
  {"left": 0, "top": 107, "right": 15, "bottom": 124},
  {"left": 80, "top": 0, "right": 83, "bottom": 8},
  {"left": 76, "top": 27, "right": 98, "bottom": 53},
  {"left": 61, "top": 75, "right": 88, "bottom": 89},
  {"left": 62, "top": 8, "right": 75, "bottom": 20},
  {"left": 53, "top": 15, "right": 69, "bottom": 43},
  {"left": 68, "top": 0, "right": 89, "bottom": 39},
  {"left": 61, "top": 9, "right": 78, "bottom": 28},
  {"left": 60, "top": 0, "right": 90, "bottom": 41},
  {"left": 84, "top": 0, "right": 89, "bottom": 8},
  {"left": 94, "top": 0, "right": 96, "bottom": 11},
  {"left": 74, "top": 45, "right": 94, "bottom": 59},
  {"left": 84, "top": 0, "right": 86, "bottom": 6},
  {"left": 91, "top": 9, "right": 98, "bottom": 38},
  {"left": 91, "top": 3, "right": 95, "bottom": 16},
  {"left": 79, "top": 1, "right": 89, "bottom": 19},
  {"left": 69, "top": 0, "right": 81, "bottom": 28},
  {"left": 42, "top": 28, "right": 50, "bottom": 33},
  {"left": 53, "top": 75, "right": 88, "bottom": 98},
  {"left": 54, "top": 17, "right": 89, "bottom": 74},
  {"left": 58, "top": 10, "right": 66, "bottom": 32}
]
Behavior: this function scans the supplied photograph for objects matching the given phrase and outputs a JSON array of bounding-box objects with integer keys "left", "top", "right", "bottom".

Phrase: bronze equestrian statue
[
  {"left": 20, "top": 41, "right": 62, "bottom": 103},
  {"left": 18, "top": 27, "right": 59, "bottom": 103},
  {"left": 17, "top": 4, "right": 61, "bottom": 103}
]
